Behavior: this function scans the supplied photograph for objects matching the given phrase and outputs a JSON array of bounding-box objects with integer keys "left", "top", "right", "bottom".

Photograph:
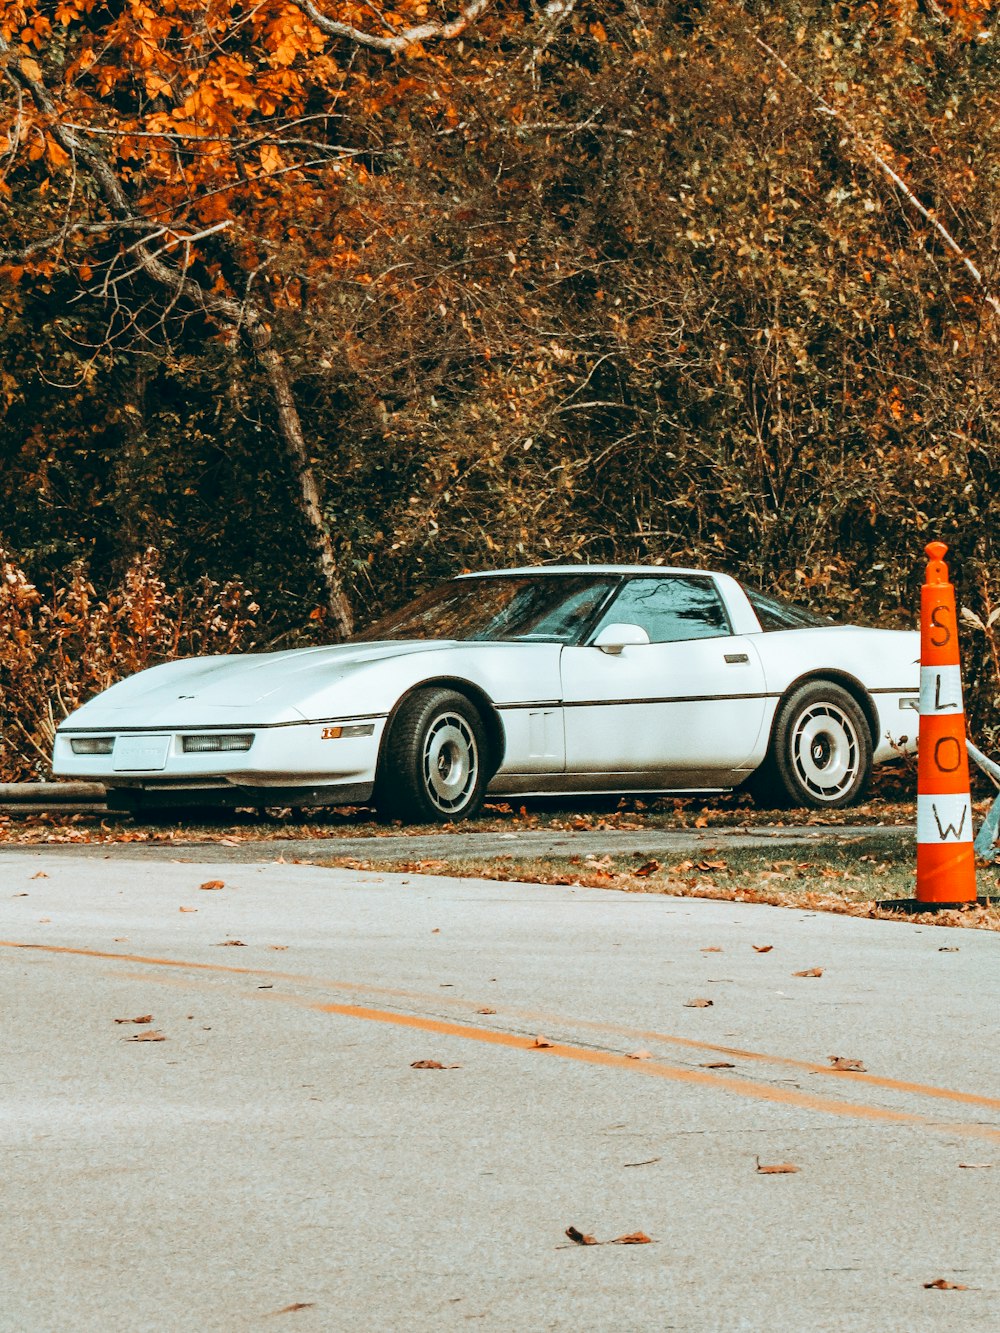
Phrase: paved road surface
[{"left": 1, "top": 851, "right": 996, "bottom": 1332}]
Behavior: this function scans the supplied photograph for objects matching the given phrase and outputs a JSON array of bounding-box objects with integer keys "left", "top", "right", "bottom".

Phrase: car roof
[{"left": 454, "top": 564, "right": 719, "bottom": 579}]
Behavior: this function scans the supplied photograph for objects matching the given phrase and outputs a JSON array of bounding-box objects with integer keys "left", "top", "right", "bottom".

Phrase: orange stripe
[{"left": 5, "top": 940, "right": 999, "bottom": 1137}]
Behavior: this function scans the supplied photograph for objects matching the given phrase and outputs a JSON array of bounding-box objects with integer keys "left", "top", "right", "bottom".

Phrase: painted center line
[{"left": 4, "top": 939, "right": 998, "bottom": 1141}]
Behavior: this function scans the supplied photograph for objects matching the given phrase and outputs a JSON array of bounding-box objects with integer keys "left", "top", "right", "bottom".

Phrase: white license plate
[{"left": 112, "top": 735, "right": 171, "bottom": 772}]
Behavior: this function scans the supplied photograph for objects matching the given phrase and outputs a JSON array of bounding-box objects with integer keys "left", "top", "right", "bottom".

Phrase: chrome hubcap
[
  {"left": 422, "top": 712, "right": 478, "bottom": 814},
  {"left": 792, "top": 703, "right": 859, "bottom": 801}
]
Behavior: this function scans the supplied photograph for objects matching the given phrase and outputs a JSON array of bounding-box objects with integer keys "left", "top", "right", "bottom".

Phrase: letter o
[{"left": 934, "top": 735, "right": 962, "bottom": 773}]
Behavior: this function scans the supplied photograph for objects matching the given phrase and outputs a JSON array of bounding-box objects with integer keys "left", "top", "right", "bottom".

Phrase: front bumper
[{"left": 53, "top": 717, "right": 386, "bottom": 796}]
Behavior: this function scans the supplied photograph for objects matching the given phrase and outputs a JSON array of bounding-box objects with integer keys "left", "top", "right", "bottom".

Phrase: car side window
[{"left": 590, "top": 576, "right": 731, "bottom": 644}]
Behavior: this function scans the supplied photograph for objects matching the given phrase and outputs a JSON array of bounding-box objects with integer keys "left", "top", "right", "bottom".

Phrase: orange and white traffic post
[{"left": 915, "top": 541, "right": 977, "bottom": 907}]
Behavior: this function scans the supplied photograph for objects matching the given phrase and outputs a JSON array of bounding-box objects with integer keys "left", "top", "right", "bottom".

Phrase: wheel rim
[
  {"left": 791, "top": 703, "right": 860, "bottom": 801},
  {"left": 421, "top": 712, "right": 479, "bottom": 814}
]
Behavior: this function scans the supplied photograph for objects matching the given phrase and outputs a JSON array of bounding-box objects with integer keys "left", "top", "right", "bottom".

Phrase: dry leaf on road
[
  {"left": 127, "top": 1030, "right": 166, "bottom": 1042},
  {"left": 756, "top": 1159, "right": 799, "bottom": 1174},
  {"left": 200, "top": 880, "right": 225, "bottom": 890},
  {"left": 793, "top": 967, "right": 824, "bottom": 978},
  {"left": 958, "top": 1163, "right": 993, "bottom": 1169},
  {"left": 612, "top": 1231, "right": 654, "bottom": 1245},
  {"left": 30, "top": 871, "right": 48, "bottom": 879},
  {"left": 532, "top": 1035, "right": 554, "bottom": 1048},
  {"left": 626, "top": 1049, "right": 653, "bottom": 1061},
  {"left": 477, "top": 1007, "right": 496, "bottom": 1015},
  {"left": 685, "top": 998, "right": 714, "bottom": 1008},
  {"left": 701, "top": 946, "right": 723, "bottom": 953},
  {"left": 828, "top": 1056, "right": 866, "bottom": 1072},
  {"left": 215, "top": 939, "right": 246, "bottom": 947},
  {"left": 634, "top": 860, "right": 659, "bottom": 877},
  {"left": 564, "top": 1226, "right": 598, "bottom": 1246},
  {"left": 923, "top": 1279, "right": 968, "bottom": 1290},
  {"left": 179, "top": 906, "right": 197, "bottom": 913},
  {"left": 271, "top": 1304, "right": 315, "bottom": 1315},
  {"left": 752, "top": 945, "right": 773, "bottom": 953},
  {"left": 701, "top": 1061, "right": 735, "bottom": 1069},
  {"left": 114, "top": 1014, "right": 152, "bottom": 1025},
  {"left": 410, "top": 1060, "right": 460, "bottom": 1070}
]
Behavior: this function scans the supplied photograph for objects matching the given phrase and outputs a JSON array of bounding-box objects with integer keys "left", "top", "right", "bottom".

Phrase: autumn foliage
[{"left": 2, "top": 2, "right": 1000, "bottom": 775}]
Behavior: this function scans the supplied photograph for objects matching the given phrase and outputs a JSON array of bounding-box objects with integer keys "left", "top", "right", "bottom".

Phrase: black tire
[
  {"left": 375, "top": 688, "right": 491, "bottom": 823},
  {"left": 755, "top": 681, "right": 873, "bottom": 810}
]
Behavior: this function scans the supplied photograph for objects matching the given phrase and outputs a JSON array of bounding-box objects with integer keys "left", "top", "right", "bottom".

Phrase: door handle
[{"left": 725, "top": 653, "right": 750, "bottom": 664}]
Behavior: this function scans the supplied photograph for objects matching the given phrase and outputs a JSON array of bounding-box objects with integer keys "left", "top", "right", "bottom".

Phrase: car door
[{"left": 559, "top": 575, "right": 768, "bottom": 777}]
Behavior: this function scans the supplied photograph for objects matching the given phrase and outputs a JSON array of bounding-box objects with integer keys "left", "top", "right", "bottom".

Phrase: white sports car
[{"left": 53, "top": 565, "right": 919, "bottom": 820}]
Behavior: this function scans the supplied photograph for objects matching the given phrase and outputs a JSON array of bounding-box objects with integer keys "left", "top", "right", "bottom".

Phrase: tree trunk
[{"left": 256, "top": 342, "right": 354, "bottom": 639}]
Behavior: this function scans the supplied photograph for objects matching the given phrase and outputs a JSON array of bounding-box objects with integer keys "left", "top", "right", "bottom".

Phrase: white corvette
[{"left": 53, "top": 565, "right": 919, "bottom": 820}]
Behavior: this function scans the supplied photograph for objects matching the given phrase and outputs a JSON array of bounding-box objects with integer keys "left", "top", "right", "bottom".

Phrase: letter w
[{"left": 933, "top": 804, "right": 967, "bottom": 840}]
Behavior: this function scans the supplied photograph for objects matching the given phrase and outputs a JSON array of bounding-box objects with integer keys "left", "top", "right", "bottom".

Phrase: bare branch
[
  {"left": 299, "top": 0, "right": 493, "bottom": 52},
  {"left": 753, "top": 33, "right": 1000, "bottom": 320}
]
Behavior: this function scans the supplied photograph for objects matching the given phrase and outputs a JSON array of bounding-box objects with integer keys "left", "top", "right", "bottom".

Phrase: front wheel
[
  {"left": 375, "top": 688, "right": 491, "bottom": 823},
  {"left": 756, "top": 681, "right": 873, "bottom": 809}
]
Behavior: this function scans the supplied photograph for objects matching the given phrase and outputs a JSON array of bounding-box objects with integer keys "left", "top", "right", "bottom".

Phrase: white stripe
[
  {"left": 917, "top": 794, "right": 973, "bottom": 845},
  {"left": 919, "top": 665, "right": 964, "bottom": 716}
]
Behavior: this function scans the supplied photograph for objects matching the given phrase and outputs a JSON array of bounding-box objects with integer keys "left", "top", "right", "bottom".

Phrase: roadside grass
[{"left": 313, "top": 836, "right": 1000, "bottom": 932}]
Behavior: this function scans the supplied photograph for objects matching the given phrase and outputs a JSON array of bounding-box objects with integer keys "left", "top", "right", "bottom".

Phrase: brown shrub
[{"left": 0, "top": 547, "right": 257, "bottom": 782}]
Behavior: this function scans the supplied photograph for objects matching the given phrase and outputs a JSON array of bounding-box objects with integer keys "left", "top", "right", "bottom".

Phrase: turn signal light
[
  {"left": 70, "top": 737, "right": 114, "bottom": 755},
  {"left": 181, "top": 734, "right": 254, "bottom": 753}
]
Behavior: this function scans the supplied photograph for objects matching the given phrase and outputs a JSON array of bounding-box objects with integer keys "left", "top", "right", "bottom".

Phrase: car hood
[{"left": 60, "top": 640, "right": 455, "bottom": 727}]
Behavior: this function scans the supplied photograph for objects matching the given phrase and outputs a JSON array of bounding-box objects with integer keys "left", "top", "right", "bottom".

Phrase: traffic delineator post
[
  {"left": 881, "top": 541, "right": 992, "bottom": 914},
  {"left": 914, "top": 541, "right": 976, "bottom": 905}
]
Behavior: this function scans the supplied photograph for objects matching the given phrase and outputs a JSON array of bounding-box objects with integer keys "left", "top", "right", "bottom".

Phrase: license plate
[{"left": 112, "top": 734, "right": 171, "bottom": 772}]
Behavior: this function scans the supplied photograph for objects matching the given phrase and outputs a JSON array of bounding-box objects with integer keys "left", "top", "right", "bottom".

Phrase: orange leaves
[{"left": 755, "top": 1160, "right": 800, "bottom": 1175}]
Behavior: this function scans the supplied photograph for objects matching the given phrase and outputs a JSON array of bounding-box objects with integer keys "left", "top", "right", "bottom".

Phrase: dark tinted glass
[
  {"left": 591, "top": 576, "right": 730, "bottom": 644},
  {"left": 354, "top": 575, "right": 617, "bottom": 644},
  {"left": 745, "top": 588, "right": 833, "bottom": 632}
]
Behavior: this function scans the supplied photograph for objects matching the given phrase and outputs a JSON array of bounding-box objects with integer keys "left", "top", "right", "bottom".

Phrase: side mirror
[{"left": 592, "top": 623, "right": 651, "bottom": 655}]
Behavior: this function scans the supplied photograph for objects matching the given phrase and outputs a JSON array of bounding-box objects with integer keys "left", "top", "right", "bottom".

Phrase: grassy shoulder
[{"left": 313, "top": 836, "right": 1000, "bottom": 933}]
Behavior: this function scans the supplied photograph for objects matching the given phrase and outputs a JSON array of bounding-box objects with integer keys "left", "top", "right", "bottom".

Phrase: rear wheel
[
  {"left": 375, "top": 688, "right": 490, "bottom": 823},
  {"left": 753, "top": 681, "right": 873, "bottom": 810}
]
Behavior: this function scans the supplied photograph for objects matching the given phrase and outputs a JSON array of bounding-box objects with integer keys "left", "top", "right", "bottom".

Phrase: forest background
[{"left": 1, "top": 0, "right": 999, "bottom": 781}]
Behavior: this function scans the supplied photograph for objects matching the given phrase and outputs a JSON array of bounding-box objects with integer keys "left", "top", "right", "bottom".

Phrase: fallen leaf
[
  {"left": 218, "top": 837, "right": 240, "bottom": 846},
  {"left": 756, "top": 1158, "right": 799, "bottom": 1174},
  {"left": 431, "top": 927, "right": 440, "bottom": 933},
  {"left": 114, "top": 1014, "right": 153, "bottom": 1025},
  {"left": 179, "top": 906, "right": 197, "bottom": 913},
  {"left": 626, "top": 1049, "right": 653, "bottom": 1060},
  {"left": 127, "top": 1030, "right": 167, "bottom": 1042},
  {"left": 215, "top": 939, "right": 246, "bottom": 947},
  {"left": 752, "top": 944, "right": 773, "bottom": 953},
  {"left": 477, "top": 1007, "right": 496, "bottom": 1015},
  {"left": 12, "top": 892, "right": 28, "bottom": 897},
  {"left": 701, "top": 946, "right": 723, "bottom": 953},
  {"left": 612, "top": 1231, "right": 653, "bottom": 1245},
  {"left": 694, "top": 815, "right": 708, "bottom": 828},
  {"left": 793, "top": 967, "right": 824, "bottom": 978},
  {"left": 828, "top": 1056, "right": 866, "bottom": 1072},
  {"left": 923, "top": 1278, "right": 968, "bottom": 1290},
  {"left": 938, "top": 946, "right": 959, "bottom": 953},
  {"left": 272, "top": 1303, "right": 315, "bottom": 1314},
  {"left": 634, "top": 860, "right": 659, "bottom": 877},
  {"left": 200, "top": 879, "right": 225, "bottom": 890},
  {"left": 695, "top": 859, "right": 726, "bottom": 871},
  {"left": 565, "top": 1226, "right": 598, "bottom": 1246},
  {"left": 700, "top": 1060, "right": 735, "bottom": 1069},
  {"left": 532, "top": 1035, "right": 555, "bottom": 1048},
  {"left": 410, "top": 1060, "right": 460, "bottom": 1069},
  {"left": 269, "top": 945, "right": 288, "bottom": 951},
  {"left": 685, "top": 998, "right": 713, "bottom": 1008},
  {"left": 957, "top": 1162, "right": 993, "bottom": 1169},
  {"left": 30, "top": 871, "right": 48, "bottom": 879}
]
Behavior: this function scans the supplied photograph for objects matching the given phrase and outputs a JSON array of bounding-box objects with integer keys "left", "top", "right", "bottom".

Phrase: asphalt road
[{"left": 1, "top": 851, "right": 997, "bottom": 1332}]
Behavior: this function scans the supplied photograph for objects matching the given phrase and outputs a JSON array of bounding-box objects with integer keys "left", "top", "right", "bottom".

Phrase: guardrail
[{"left": 967, "top": 740, "right": 1000, "bottom": 862}]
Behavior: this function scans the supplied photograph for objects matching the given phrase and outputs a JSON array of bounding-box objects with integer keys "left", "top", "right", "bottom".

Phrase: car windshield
[
  {"left": 354, "top": 574, "right": 618, "bottom": 644},
  {"left": 745, "top": 587, "right": 835, "bottom": 631}
]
